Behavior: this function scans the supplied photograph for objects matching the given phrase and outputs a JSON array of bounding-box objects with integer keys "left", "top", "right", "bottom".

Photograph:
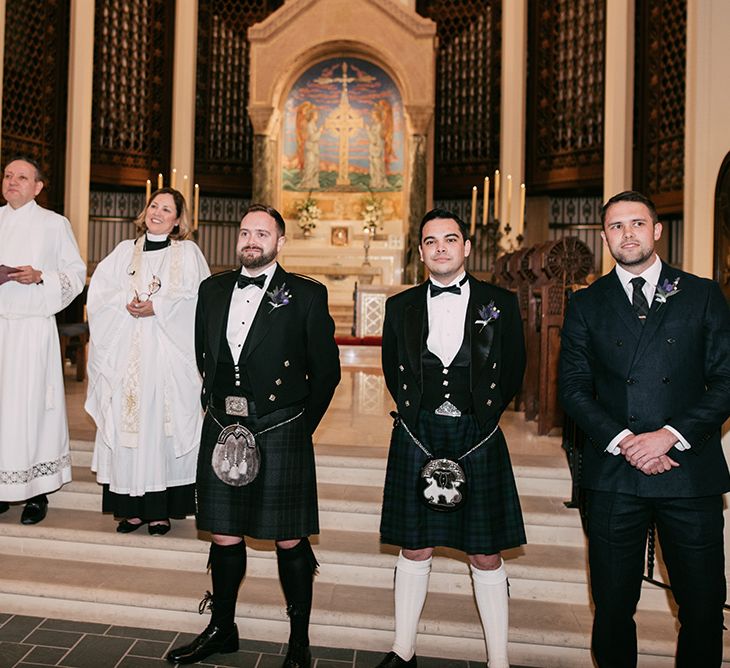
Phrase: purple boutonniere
[
  {"left": 267, "top": 283, "right": 292, "bottom": 313},
  {"left": 655, "top": 277, "right": 680, "bottom": 306},
  {"left": 475, "top": 301, "right": 500, "bottom": 332}
]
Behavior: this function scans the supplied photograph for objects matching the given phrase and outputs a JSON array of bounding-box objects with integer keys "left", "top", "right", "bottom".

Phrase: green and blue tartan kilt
[
  {"left": 195, "top": 404, "right": 319, "bottom": 540},
  {"left": 380, "top": 409, "right": 526, "bottom": 554}
]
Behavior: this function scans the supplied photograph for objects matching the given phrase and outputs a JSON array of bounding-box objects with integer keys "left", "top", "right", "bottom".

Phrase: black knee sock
[
  {"left": 208, "top": 541, "right": 246, "bottom": 631},
  {"left": 276, "top": 538, "right": 318, "bottom": 647}
]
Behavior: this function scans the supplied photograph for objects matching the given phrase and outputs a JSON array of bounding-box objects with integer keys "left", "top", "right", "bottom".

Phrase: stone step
[
  {"left": 2, "top": 552, "right": 717, "bottom": 667},
  {"left": 70, "top": 440, "right": 573, "bottom": 498},
  {"left": 54, "top": 466, "right": 587, "bottom": 545},
  {"left": 0, "top": 506, "right": 674, "bottom": 611}
]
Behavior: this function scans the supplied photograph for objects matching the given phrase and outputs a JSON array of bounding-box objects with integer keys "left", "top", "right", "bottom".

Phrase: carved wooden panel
[
  {"left": 417, "top": 0, "right": 501, "bottom": 198},
  {"left": 1, "top": 0, "right": 70, "bottom": 212},
  {"left": 527, "top": 0, "right": 605, "bottom": 192},
  {"left": 90, "top": 0, "right": 174, "bottom": 186},
  {"left": 195, "top": 0, "right": 283, "bottom": 196},
  {"left": 633, "top": 0, "right": 686, "bottom": 214}
]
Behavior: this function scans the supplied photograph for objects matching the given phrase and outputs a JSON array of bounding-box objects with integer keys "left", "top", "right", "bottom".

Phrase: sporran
[
  {"left": 211, "top": 423, "right": 261, "bottom": 486},
  {"left": 418, "top": 457, "right": 468, "bottom": 512}
]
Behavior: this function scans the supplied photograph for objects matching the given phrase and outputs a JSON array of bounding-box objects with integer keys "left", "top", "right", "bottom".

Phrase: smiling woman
[{"left": 84, "top": 187, "right": 211, "bottom": 537}]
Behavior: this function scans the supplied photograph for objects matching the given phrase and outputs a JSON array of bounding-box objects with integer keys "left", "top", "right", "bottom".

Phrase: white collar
[{"left": 615, "top": 255, "right": 662, "bottom": 291}]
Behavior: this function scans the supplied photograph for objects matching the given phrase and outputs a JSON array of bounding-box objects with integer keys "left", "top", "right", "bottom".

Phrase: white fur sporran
[{"left": 211, "top": 423, "right": 261, "bottom": 486}]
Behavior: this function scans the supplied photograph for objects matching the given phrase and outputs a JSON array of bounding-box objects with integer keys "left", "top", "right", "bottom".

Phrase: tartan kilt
[
  {"left": 380, "top": 409, "right": 526, "bottom": 554},
  {"left": 195, "top": 404, "right": 318, "bottom": 540}
]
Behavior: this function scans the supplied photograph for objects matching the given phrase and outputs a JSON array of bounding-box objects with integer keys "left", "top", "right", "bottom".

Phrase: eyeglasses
[{"left": 135, "top": 275, "right": 161, "bottom": 302}]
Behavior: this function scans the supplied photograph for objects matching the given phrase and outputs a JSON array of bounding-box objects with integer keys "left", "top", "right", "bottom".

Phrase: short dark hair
[
  {"left": 242, "top": 203, "right": 286, "bottom": 235},
  {"left": 5, "top": 155, "right": 45, "bottom": 183},
  {"left": 601, "top": 191, "right": 658, "bottom": 227},
  {"left": 419, "top": 208, "right": 469, "bottom": 243}
]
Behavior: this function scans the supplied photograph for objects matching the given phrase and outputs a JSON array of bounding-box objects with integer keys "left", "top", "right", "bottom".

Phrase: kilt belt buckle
[
  {"left": 434, "top": 400, "right": 461, "bottom": 417},
  {"left": 224, "top": 396, "right": 249, "bottom": 417}
]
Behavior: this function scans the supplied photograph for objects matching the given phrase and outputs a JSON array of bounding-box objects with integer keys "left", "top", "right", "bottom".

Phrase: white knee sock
[
  {"left": 471, "top": 561, "right": 510, "bottom": 668},
  {"left": 391, "top": 551, "right": 432, "bottom": 661}
]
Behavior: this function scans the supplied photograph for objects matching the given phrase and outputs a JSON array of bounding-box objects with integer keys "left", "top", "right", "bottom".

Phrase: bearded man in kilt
[
  {"left": 167, "top": 204, "right": 340, "bottom": 667},
  {"left": 375, "top": 209, "right": 526, "bottom": 668}
]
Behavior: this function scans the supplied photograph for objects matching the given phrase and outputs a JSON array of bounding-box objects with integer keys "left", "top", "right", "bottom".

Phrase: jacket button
[
  {"left": 276, "top": 378, "right": 282, "bottom": 385},
  {"left": 490, "top": 382, "right": 496, "bottom": 389},
  {"left": 405, "top": 400, "right": 410, "bottom": 407},
  {"left": 399, "top": 365, "right": 404, "bottom": 371},
  {"left": 662, "top": 377, "right": 670, "bottom": 384},
  {"left": 616, "top": 340, "right": 623, "bottom": 347},
  {"left": 667, "top": 338, "right": 676, "bottom": 344},
  {"left": 284, "top": 360, "right": 290, "bottom": 367},
  {"left": 486, "top": 399, "right": 492, "bottom": 406},
  {"left": 269, "top": 394, "right": 276, "bottom": 401},
  {"left": 626, "top": 378, "right": 636, "bottom": 385},
  {"left": 402, "top": 384, "right": 407, "bottom": 390},
  {"left": 629, "top": 415, "right": 637, "bottom": 422}
]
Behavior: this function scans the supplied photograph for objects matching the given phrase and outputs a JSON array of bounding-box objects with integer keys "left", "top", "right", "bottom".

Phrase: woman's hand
[{"left": 126, "top": 298, "right": 155, "bottom": 318}]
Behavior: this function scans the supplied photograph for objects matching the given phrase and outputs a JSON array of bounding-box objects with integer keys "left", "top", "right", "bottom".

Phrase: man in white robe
[{"left": 0, "top": 157, "right": 86, "bottom": 524}]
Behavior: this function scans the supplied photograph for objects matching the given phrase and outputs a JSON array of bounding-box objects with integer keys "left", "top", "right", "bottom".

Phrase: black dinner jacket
[
  {"left": 381, "top": 274, "right": 526, "bottom": 430},
  {"left": 195, "top": 264, "right": 341, "bottom": 434},
  {"left": 559, "top": 261, "right": 730, "bottom": 497}
]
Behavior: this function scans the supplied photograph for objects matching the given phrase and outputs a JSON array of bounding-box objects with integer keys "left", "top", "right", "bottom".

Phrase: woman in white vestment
[{"left": 85, "top": 188, "right": 210, "bottom": 535}]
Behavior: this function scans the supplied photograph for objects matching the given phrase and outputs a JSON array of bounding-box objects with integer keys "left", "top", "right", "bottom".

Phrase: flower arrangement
[
  {"left": 267, "top": 284, "right": 292, "bottom": 313},
  {"left": 655, "top": 277, "right": 681, "bottom": 305},
  {"left": 295, "top": 194, "right": 321, "bottom": 235},
  {"left": 360, "top": 192, "right": 384, "bottom": 235},
  {"left": 475, "top": 301, "right": 501, "bottom": 332}
]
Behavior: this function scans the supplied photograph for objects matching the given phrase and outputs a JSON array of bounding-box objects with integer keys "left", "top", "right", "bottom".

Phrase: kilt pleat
[
  {"left": 380, "top": 410, "right": 526, "bottom": 554},
  {"left": 195, "top": 405, "right": 318, "bottom": 539}
]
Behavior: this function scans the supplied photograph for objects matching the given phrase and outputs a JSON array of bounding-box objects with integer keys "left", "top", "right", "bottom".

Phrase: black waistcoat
[
  {"left": 421, "top": 318, "right": 471, "bottom": 413},
  {"left": 213, "top": 316, "right": 254, "bottom": 398}
]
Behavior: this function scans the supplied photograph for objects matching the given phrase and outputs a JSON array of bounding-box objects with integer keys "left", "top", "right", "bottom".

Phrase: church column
[
  {"left": 249, "top": 106, "right": 280, "bottom": 206},
  {"left": 0, "top": 0, "right": 6, "bottom": 156},
  {"left": 499, "top": 0, "right": 527, "bottom": 246},
  {"left": 64, "top": 0, "right": 95, "bottom": 261},
  {"left": 405, "top": 105, "right": 433, "bottom": 284},
  {"left": 602, "top": 0, "right": 635, "bottom": 274},
  {"left": 170, "top": 0, "right": 198, "bottom": 196}
]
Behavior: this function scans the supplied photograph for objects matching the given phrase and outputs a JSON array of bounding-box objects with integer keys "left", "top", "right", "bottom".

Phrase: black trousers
[{"left": 586, "top": 490, "right": 726, "bottom": 668}]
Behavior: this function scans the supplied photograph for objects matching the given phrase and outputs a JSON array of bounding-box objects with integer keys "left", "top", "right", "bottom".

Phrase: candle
[
  {"left": 506, "top": 175, "right": 512, "bottom": 227},
  {"left": 519, "top": 183, "right": 526, "bottom": 236},
  {"left": 157, "top": 173, "right": 163, "bottom": 189},
  {"left": 494, "top": 170, "right": 500, "bottom": 220},
  {"left": 482, "top": 176, "right": 490, "bottom": 226},
  {"left": 193, "top": 183, "right": 200, "bottom": 231},
  {"left": 183, "top": 174, "right": 189, "bottom": 202},
  {"left": 171, "top": 168, "right": 177, "bottom": 189},
  {"left": 145, "top": 179, "right": 151, "bottom": 202},
  {"left": 470, "top": 186, "right": 477, "bottom": 236}
]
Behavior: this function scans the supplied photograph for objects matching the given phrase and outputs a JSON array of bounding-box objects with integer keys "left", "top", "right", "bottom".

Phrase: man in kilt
[
  {"left": 167, "top": 204, "right": 340, "bottom": 667},
  {"left": 375, "top": 209, "right": 526, "bottom": 668}
]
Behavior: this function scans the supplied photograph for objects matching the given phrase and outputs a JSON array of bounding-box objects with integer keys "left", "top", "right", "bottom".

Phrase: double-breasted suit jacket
[
  {"left": 381, "top": 275, "right": 525, "bottom": 430},
  {"left": 195, "top": 265, "right": 341, "bottom": 434},
  {"left": 559, "top": 261, "right": 730, "bottom": 497}
]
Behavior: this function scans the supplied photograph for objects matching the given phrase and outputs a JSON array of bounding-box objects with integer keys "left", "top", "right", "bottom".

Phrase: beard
[
  {"left": 611, "top": 244, "right": 654, "bottom": 267},
  {"left": 238, "top": 245, "right": 277, "bottom": 269}
]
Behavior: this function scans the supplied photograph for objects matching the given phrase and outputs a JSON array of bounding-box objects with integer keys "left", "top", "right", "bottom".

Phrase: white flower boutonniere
[
  {"left": 475, "top": 301, "right": 501, "bottom": 332},
  {"left": 267, "top": 283, "right": 292, "bottom": 313},
  {"left": 655, "top": 277, "right": 680, "bottom": 306}
]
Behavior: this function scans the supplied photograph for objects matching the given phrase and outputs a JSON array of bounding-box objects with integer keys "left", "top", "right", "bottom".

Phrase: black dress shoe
[
  {"left": 116, "top": 519, "right": 147, "bottom": 533},
  {"left": 20, "top": 499, "right": 48, "bottom": 525},
  {"left": 0, "top": 502, "right": 9, "bottom": 514},
  {"left": 166, "top": 624, "right": 238, "bottom": 665},
  {"left": 148, "top": 522, "right": 170, "bottom": 536},
  {"left": 282, "top": 642, "right": 311, "bottom": 668},
  {"left": 374, "top": 651, "right": 417, "bottom": 667}
]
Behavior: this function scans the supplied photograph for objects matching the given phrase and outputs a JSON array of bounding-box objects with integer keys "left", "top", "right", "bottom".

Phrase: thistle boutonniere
[
  {"left": 655, "top": 277, "right": 681, "bottom": 306},
  {"left": 475, "top": 301, "right": 501, "bottom": 332},
  {"left": 267, "top": 283, "right": 292, "bottom": 313}
]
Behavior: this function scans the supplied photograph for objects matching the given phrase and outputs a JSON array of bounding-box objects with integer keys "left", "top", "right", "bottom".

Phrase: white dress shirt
[
  {"left": 426, "top": 272, "right": 469, "bottom": 367},
  {"left": 606, "top": 256, "right": 689, "bottom": 455},
  {"left": 226, "top": 263, "right": 277, "bottom": 361}
]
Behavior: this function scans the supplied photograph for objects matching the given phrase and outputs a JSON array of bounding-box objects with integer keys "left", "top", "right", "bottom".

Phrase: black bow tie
[
  {"left": 237, "top": 274, "right": 266, "bottom": 289},
  {"left": 429, "top": 276, "right": 468, "bottom": 298}
]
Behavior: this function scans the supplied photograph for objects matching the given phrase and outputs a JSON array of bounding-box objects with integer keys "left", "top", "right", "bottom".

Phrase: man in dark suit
[
  {"left": 375, "top": 209, "right": 526, "bottom": 668},
  {"left": 559, "top": 190, "right": 730, "bottom": 667},
  {"left": 167, "top": 204, "right": 340, "bottom": 667}
]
